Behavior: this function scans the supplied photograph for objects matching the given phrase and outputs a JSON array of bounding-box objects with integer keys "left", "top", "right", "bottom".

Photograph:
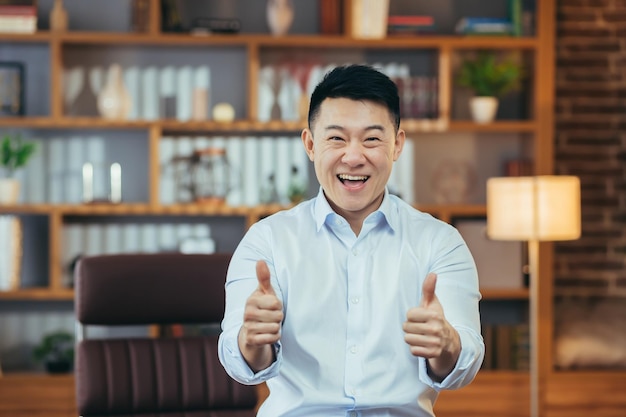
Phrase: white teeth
[{"left": 339, "top": 174, "right": 368, "bottom": 181}]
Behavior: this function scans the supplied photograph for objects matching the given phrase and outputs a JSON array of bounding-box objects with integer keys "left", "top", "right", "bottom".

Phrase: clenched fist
[
  {"left": 403, "top": 272, "right": 461, "bottom": 381},
  {"left": 238, "top": 260, "right": 284, "bottom": 372}
]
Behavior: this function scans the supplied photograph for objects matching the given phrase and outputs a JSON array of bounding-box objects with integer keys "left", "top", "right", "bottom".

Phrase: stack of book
[
  {"left": 393, "top": 75, "right": 439, "bottom": 120},
  {"left": 482, "top": 323, "right": 530, "bottom": 370},
  {"left": 456, "top": 0, "right": 529, "bottom": 36},
  {"left": 0, "top": 215, "right": 22, "bottom": 291},
  {"left": 387, "top": 15, "right": 435, "bottom": 35},
  {"left": 0, "top": 0, "right": 37, "bottom": 34}
]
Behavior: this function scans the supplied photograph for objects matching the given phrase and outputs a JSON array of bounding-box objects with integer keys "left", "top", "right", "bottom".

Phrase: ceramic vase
[
  {"left": 267, "top": 0, "right": 294, "bottom": 36},
  {"left": 470, "top": 96, "right": 498, "bottom": 124},
  {"left": 0, "top": 178, "right": 20, "bottom": 204},
  {"left": 97, "top": 64, "right": 132, "bottom": 120},
  {"left": 50, "top": 0, "right": 68, "bottom": 32}
]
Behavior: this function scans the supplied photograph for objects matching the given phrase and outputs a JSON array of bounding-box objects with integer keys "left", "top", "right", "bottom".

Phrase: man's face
[{"left": 302, "top": 97, "right": 405, "bottom": 224}]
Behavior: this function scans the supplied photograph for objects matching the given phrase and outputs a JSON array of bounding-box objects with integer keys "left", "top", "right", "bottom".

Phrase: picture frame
[{"left": 0, "top": 62, "right": 25, "bottom": 116}]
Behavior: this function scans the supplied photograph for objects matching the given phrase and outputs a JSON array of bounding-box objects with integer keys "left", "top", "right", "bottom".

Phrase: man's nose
[{"left": 341, "top": 142, "right": 366, "bottom": 166}]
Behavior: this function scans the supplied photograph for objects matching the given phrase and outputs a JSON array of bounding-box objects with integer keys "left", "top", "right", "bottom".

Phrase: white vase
[
  {"left": 267, "top": 0, "right": 294, "bottom": 36},
  {"left": 0, "top": 178, "right": 20, "bottom": 204},
  {"left": 97, "top": 64, "right": 132, "bottom": 120},
  {"left": 470, "top": 96, "right": 499, "bottom": 124}
]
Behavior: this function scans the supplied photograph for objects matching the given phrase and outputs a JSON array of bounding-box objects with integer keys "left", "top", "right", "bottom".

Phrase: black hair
[{"left": 307, "top": 64, "right": 401, "bottom": 131}]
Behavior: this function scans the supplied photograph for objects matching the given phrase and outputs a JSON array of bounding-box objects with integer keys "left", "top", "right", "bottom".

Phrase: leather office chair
[{"left": 74, "top": 252, "right": 258, "bottom": 417}]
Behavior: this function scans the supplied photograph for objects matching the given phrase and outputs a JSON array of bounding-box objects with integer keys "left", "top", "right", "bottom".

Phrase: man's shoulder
[
  {"left": 255, "top": 198, "right": 315, "bottom": 227},
  {"left": 390, "top": 195, "right": 455, "bottom": 232}
]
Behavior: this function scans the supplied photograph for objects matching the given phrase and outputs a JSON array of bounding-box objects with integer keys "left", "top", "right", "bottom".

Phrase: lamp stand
[{"left": 528, "top": 239, "right": 540, "bottom": 417}]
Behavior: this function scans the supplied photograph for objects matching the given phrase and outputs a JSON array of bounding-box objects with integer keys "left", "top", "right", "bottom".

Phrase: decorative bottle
[
  {"left": 266, "top": 0, "right": 294, "bottom": 36},
  {"left": 97, "top": 64, "right": 132, "bottom": 120},
  {"left": 50, "top": 0, "right": 68, "bottom": 32}
]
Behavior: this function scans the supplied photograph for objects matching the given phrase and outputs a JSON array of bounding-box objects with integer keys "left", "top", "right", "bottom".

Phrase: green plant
[
  {"left": 0, "top": 133, "right": 37, "bottom": 178},
  {"left": 456, "top": 52, "right": 524, "bottom": 98},
  {"left": 32, "top": 330, "right": 74, "bottom": 365}
]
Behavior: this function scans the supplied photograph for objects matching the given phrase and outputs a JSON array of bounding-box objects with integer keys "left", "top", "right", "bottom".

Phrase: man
[{"left": 218, "top": 64, "right": 484, "bottom": 416}]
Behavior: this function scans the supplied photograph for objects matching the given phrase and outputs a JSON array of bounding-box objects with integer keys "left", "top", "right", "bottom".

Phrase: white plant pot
[
  {"left": 0, "top": 178, "right": 20, "bottom": 204},
  {"left": 470, "top": 96, "right": 499, "bottom": 124}
]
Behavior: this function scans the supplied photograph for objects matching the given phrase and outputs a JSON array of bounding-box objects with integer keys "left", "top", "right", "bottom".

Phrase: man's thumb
[
  {"left": 420, "top": 272, "right": 437, "bottom": 306},
  {"left": 256, "top": 260, "right": 274, "bottom": 294}
]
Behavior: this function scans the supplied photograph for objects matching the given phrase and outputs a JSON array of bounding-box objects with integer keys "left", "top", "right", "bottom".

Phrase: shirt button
[
  {"left": 352, "top": 249, "right": 358, "bottom": 256},
  {"left": 350, "top": 297, "right": 360, "bottom": 304},
  {"left": 335, "top": 218, "right": 342, "bottom": 225},
  {"left": 348, "top": 411, "right": 358, "bottom": 417},
  {"left": 350, "top": 345, "right": 358, "bottom": 354}
]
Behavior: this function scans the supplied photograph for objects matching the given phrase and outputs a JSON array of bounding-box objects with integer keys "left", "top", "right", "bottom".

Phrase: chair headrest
[{"left": 75, "top": 253, "right": 231, "bottom": 325}]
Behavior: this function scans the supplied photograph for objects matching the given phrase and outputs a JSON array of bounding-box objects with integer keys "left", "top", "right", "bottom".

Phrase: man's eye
[
  {"left": 329, "top": 136, "right": 345, "bottom": 141},
  {"left": 365, "top": 137, "right": 381, "bottom": 142}
]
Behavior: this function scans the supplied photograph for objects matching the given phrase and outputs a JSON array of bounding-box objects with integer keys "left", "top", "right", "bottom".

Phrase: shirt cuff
[
  {"left": 418, "top": 325, "right": 484, "bottom": 390},
  {"left": 219, "top": 329, "right": 282, "bottom": 384}
]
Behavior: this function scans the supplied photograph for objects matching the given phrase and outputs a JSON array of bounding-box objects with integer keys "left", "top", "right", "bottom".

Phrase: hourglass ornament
[{"left": 172, "top": 147, "right": 235, "bottom": 204}]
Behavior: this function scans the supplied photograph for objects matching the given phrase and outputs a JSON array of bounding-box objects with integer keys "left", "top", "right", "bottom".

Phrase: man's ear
[
  {"left": 302, "top": 128, "right": 315, "bottom": 161},
  {"left": 393, "top": 129, "right": 406, "bottom": 161}
]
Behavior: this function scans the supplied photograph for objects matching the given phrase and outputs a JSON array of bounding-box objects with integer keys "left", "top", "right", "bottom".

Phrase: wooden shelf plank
[
  {"left": 0, "top": 32, "right": 52, "bottom": 42},
  {"left": 0, "top": 281, "right": 530, "bottom": 302},
  {"left": 52, "top": 31, "right": 539, "bottom": 49},
  {"left": 481, "top": 288, "right": 529, "bottom": 300},
  {"left": 448, "top": 120, "right": 539, "bottom": 132},
  {"left": 0, "top": 289, "right": 73, "bottom": 300},
  {"left": 1, "top": 203, "right": 488, "bottom": 218},
  {"left": 0, "top": 117, "right": 538, "bottom": 134}
]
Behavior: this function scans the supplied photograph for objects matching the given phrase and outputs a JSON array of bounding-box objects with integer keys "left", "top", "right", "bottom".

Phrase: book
[
  {"left": 388, "top": 15, "right": 434, "bottom": 26},
  {"left": 176, "top": 65, "right": 193, "bottom": 121},
  {"left": 509, "top": 0, "right": 523, "bottom": 37},
  {"left": 319, "top": 0, "right": 342, "bottom": 35},
  {"left": 495, "top": 324, "right": 513, "bottom": 369},
  {"left": 0, "top": 4, "right": 36, "bottom": 33},
  {"left": 481, "top": 324, "right": 495, "bottom": 369},
  {"left": 123, "top": 66, "right": 140, "bottom": 120},
  {"left": 159, "top": 136, "right": 176, "bottom": 205},
  {"left": 455, "top": 17, "right": 513, "bottom": 35},
  {"left": 0, "top": 5, "right": 36, "bottom": 15},
  {"left": 225, "top": 136, "right": 244, "bottom": 206},
  {"left": 387, "top": 15, "right": 436, "bottom": 35},
  {"left": 0, "top": 215, "right": 22, "bottom": 291},
  {"left": 0, "top": 15, "right": 36, "bottom": 33}
]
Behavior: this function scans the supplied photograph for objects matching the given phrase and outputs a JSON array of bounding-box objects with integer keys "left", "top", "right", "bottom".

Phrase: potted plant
[
  {"left": 32, "top": 330, "right": 75, "bottom": 374},
  {"left": 456, "top": 51, "right": 524, "bottom": 123},
  {"left": 0, "top": 133, "right": 37, "bottom": 204}
]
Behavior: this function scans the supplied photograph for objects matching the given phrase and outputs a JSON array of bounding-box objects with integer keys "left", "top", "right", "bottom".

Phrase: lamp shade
[{"left": 486, "top": 175, "right": 581, "bottom": 241}]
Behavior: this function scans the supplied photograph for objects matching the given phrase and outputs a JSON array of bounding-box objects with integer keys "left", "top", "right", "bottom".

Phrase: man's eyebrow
[{"left": 324, "top": 124, "right": 386, "bottom": 132}]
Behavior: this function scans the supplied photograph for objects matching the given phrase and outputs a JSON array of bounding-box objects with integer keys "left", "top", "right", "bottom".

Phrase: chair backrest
[{"left": 74, "top": 253, "right": 258, "bottom": 417}]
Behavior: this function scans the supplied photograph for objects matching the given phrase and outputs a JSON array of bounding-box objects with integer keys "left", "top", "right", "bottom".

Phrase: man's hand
[
  {"left": 403, "top": 272, "right": 461, "bottom": 381},
  {"left": 238, "top": 260, "right": 284, "bottom": 372}
]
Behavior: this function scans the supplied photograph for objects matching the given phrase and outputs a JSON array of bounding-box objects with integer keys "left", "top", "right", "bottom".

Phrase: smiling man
[{"left": 218, "top": 64, "right": 484, "bottom": 417}]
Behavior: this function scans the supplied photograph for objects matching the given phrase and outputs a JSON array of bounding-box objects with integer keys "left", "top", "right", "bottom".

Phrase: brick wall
[{"left": 555, "top": 0, "right": 626, "bottom": 297}]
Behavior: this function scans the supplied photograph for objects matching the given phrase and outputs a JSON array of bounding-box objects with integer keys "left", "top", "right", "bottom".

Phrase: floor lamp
[{"left": 486, "top": 175, "right": 581, "bottom": 417}]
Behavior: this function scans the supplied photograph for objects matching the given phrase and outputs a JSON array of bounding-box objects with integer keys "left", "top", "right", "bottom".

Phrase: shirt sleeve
[
  {"left": 217, "top": 222, "right": 284, "bottom": 385},
  {"left": 418, "top": 225, "right": 485, "bottom": 390}
]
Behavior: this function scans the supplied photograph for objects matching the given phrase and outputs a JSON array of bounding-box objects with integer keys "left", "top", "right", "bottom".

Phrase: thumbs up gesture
[
  {"left": 238, "top": 260, "right": 284, "bottom": 372},
  {"left": 403, "top": 272, "right": 462, "bottom": 380}
]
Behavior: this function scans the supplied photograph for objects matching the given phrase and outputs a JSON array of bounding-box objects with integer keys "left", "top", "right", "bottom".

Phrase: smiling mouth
[{"left": 338, "top": 174, "right": 369, "bottom": 184}]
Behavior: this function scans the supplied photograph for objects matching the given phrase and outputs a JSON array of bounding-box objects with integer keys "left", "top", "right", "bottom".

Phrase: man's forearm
[{"left": 238, "top": 328, "right": 276, "bottom": 373}]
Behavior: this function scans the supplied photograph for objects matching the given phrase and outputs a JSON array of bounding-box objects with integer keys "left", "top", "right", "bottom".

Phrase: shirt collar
[{"left": 313, "top": 186, "right": 398, "bottom": 233}]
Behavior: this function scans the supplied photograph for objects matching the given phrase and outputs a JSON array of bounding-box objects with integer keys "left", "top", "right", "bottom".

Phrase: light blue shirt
[{"left": 218, "top": 188, "right": 484, "bottom": 417}]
